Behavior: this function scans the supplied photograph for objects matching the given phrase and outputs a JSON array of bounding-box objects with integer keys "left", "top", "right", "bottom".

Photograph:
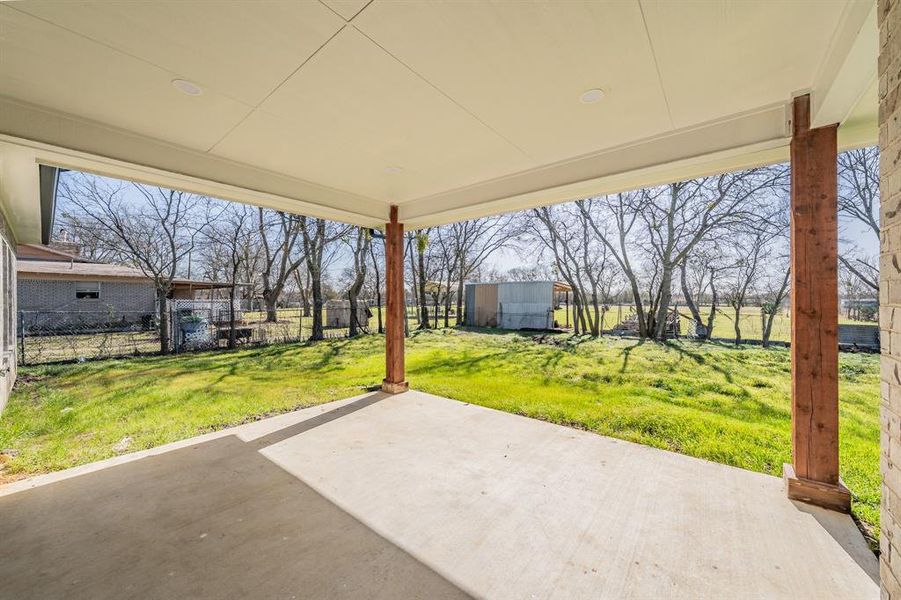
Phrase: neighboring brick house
[{"left": 16, "top": 244, "right": 230, "bottom": 331}]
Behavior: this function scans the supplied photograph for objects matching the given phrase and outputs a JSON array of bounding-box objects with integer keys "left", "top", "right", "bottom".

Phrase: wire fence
[
  {"left": 18, "top": 303, "right": 358, "bottom": 365},
  {"left": 16, "top": 300, "right": 880, "bottom": 365}
]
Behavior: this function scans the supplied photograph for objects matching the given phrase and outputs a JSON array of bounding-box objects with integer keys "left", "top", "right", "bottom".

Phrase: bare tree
[
  {"left": 433, "top": 226, "right": 461, "bottom": 328},
  {"left": 345, "top": 227, "right": 372, "bottom": 337},
  {"left": 368, "top": 235, "right": 384, "bottom": 334},
  {"left": 633, "top": 168, "right": 787, "bottom": 339},
  {"left": 58, "top": 173, "right": 203, "bottom": 353},
  {"left": 301, "top": 217, "right": 349, "bottom": 340},
  {"left": 200, "top": 203, "right": 255, "bottom": 348},
  {"left": 837, "top": 146, "right": 879, "bottom": 292},
  {"left": 679, "top": 245, "right": 725, "bottom": 340},
  {"left": 411, "top": 229, "right": 436, "bottom": 330},
  {"left": 761, "top": 265, "right": 790, "bottom": 348},
  {"left": 723, "top": 230, "right": 770, "bottom": 344},
  {"left": 530, "top": 204, "right": 616, "bottom": 336},
  {"left": 447, "top": 216, "right": 520, "bottom": 326},
  {"left": 577, "top": 193, "right": 647, "bottom": 336},
  {"left": 257, "top": 209, "right": 308, "bottom": 322}
]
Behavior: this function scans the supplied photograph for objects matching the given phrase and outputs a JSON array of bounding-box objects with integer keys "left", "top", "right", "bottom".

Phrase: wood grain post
[
  {"left": 382, "top": 205, "right": 408, "bottom": 394},
  {"left": 783, "top": 94, "right": 849, "bottom": 512}
]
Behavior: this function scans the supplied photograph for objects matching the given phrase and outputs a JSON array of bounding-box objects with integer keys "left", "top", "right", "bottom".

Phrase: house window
[{"left": 75, "top": 281, "right": 101, "bottom": 300}]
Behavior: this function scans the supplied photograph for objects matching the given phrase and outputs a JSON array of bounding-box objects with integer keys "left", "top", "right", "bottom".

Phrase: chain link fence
[
  {"left": 18, "top": 309, "right": 161, "bottom": 365},
  {"left": 18, "top": 301, "right": 363, "bottom": 365}
]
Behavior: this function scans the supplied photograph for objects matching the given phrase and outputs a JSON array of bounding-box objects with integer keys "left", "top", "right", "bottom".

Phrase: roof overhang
[{"left": 0, "top": 0, "right": 878, "bottom": 235}]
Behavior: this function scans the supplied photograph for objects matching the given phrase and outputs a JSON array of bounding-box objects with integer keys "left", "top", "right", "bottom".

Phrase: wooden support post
[
  {"left": 783, "top": 94, "right": 849, "bottom": 512},
  {"left": 382, "top": 205, "right": 408, "bottom": 394}
]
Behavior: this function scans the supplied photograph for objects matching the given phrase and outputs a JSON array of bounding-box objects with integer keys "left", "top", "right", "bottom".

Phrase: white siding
[{"left": 0, "top": 219, "right": 15, "bottom": 414}]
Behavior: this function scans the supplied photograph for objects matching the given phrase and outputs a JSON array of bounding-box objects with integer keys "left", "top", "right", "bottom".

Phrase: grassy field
[
  {"left": 553, "top": 305, "right": 872, "bottom": 342},
  {"left": 0, "top": 329, "right": 879, "bottom": 541}
]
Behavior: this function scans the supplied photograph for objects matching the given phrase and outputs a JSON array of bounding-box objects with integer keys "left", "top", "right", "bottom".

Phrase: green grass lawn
[
  {"left": 0, "top": 329, "right": 880, "bottom": 541},
  {"left": 553, "top": 304, "right": 872, "bottom": 342}
]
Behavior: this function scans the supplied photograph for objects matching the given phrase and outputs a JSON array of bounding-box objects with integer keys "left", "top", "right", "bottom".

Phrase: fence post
[
  {"left": 171, "top": 303, "right": 178, "bottom": 354},
  {"left": 18, "top": 311, "right": 25, "bottom": 366}
]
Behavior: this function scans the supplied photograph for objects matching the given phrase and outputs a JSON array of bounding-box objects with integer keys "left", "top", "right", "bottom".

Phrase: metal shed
[
  {"left": 325, "top": 300, "right": 370, "bottom": 329},
  {"left": 464, "top": 281, "right": 569, "bottom": 330}
]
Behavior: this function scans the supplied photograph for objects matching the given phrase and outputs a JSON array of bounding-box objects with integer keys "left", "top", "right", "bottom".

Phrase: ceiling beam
[{"left": 810, "top": 0, "right": 877, "bottom": 128}]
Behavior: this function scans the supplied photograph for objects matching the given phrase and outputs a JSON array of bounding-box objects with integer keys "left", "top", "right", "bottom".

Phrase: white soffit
[
  {"left": 210, "top": 27, "right": 533, "bottom": 203},
  {"left": 0, "top": 0, "right": 879, "bottom": 231},
  {"left": 321, "top": 0, "right": 372, "bottom": 22},
  {"left": 0, "top": 142, "right": 42, "bottom": 243},
  {"left": 640, "top": 0, "right": 848, "bottom": 129},
  {"left": 353, "top": 1, "right": 672, "bottom": 164}
]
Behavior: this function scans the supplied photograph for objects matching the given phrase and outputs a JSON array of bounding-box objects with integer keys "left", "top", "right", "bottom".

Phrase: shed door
[{"left": 475, "top": 284, "right": 498, "bottom": 327}]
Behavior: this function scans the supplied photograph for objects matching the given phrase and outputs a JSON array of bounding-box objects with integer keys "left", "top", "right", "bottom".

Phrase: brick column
[{"left": 881, "top": 0, "right": 901, "bottom": 596}]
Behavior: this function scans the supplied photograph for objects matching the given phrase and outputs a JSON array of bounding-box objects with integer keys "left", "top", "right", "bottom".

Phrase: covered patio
[
  {"left": 0, "top": 391, "right": 878, "bottom": 599},
  {"left": 0, "top": 0, "right": 896, "bottom": 597}
]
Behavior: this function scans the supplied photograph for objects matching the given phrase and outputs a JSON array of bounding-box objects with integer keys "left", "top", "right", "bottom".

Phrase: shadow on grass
[
  {"left": 663, "top": 340, "right": 734, "bottom": 384},
  {"left": 619, "top": 339, "right": 645, "bottom": 373},
  {"left": 407, "top": 351, "right": 498, "bottom": 377}
]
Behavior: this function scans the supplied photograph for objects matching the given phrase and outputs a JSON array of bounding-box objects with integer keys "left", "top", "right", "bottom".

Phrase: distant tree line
[{"left": 55, "top": 145, "right": 880, "bottom": 352}]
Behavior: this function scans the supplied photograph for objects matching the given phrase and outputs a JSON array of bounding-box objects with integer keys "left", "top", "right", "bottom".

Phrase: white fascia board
[
  {"left": 810, "top": 1, "right": 877, "bottom": 129},
  {"left": 0, "top": 98, "right": 388, "bottom": 228}
]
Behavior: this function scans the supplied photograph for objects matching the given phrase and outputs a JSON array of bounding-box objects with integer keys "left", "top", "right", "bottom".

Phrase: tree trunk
[
  {"left": 443, "top": 272, "right": 453, "bottom": 328},
  {"left": 705, "top": 279, "right": 718, "bottom": 341},
  {"left": 417, "top": 245, "right": 429, "bottom": 330},
  {"left": 653, "top": 265, "right": 674, "bottom": 340},
  {"left": 376, "top": 288, "right": 383, "bottom": 334},
  {"left": 263, "top": 292, "right": 278, "bottom": 323},
  {"left": 228, "top": 281, "right": 237, "bottom": 350},
  {"left": 157, "top": 288, "right": 170, "bottom": 354},
  {"left": 349, "top": 292, "right": 360, "bottom": 337},
  {"left": 372, "top": 259, "right": 383, "bottom": 334},
  {"left": 762, "top": 307, "right": 776, "bottom": 348},
  {"left": 680, "top": 262, "right": 705, "bottom": 337},
  {"left": 571, "top": 295, "right": 579, "bottom": 335},
  {"left": 455, "top": 278, "right": 465, "bottom": 326},
  {"left": 300, "top": 285, "right": 311, "bottom": 317},
  {"left": 310, "top": 269, "right": 324, "bottom": 340},
  {"left": 733, "top": 304, "right": 742, "bottom": 345},
  {"left": 762, "top": 267, "right": 790, "bottom": 348},
  {"left": 590, "top": 292, "right": 600, "bottom": 336}
]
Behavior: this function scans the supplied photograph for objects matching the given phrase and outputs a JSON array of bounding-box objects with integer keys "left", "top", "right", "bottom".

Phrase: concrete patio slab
[{"left": 0, "top": 390, "right": 878, "bottom": 599}]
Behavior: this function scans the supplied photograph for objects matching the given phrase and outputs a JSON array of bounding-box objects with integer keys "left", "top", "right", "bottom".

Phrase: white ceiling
[{"left": 0, "top": 0, "right": 878, "bottom": 238}]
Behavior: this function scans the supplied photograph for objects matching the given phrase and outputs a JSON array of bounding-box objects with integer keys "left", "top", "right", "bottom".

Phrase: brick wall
[
  {"left": 882, "top": 0, "right": 901, "bottom": 596},
  {"left": 17, "top": 279, "right": 156, "bottom": 314}
]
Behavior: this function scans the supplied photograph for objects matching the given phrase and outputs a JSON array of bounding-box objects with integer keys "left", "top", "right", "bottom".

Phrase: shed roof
[
  {"left": 466, "top": 280, "right": 572, "bottom": 293},
  {"left": 0, "top": 1, "right": 877, "bottom": 240}
]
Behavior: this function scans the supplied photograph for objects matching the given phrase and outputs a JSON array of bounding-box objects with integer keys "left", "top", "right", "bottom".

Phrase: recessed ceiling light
[
  {"left": 579, "top": 89, "right": 606, "bottom": 104},
  {"left": 172, "top": 79, "right": 203, "bottom": 96},
  {"left": 384, "top": 166, "right": 403, "bottom": 174}
]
